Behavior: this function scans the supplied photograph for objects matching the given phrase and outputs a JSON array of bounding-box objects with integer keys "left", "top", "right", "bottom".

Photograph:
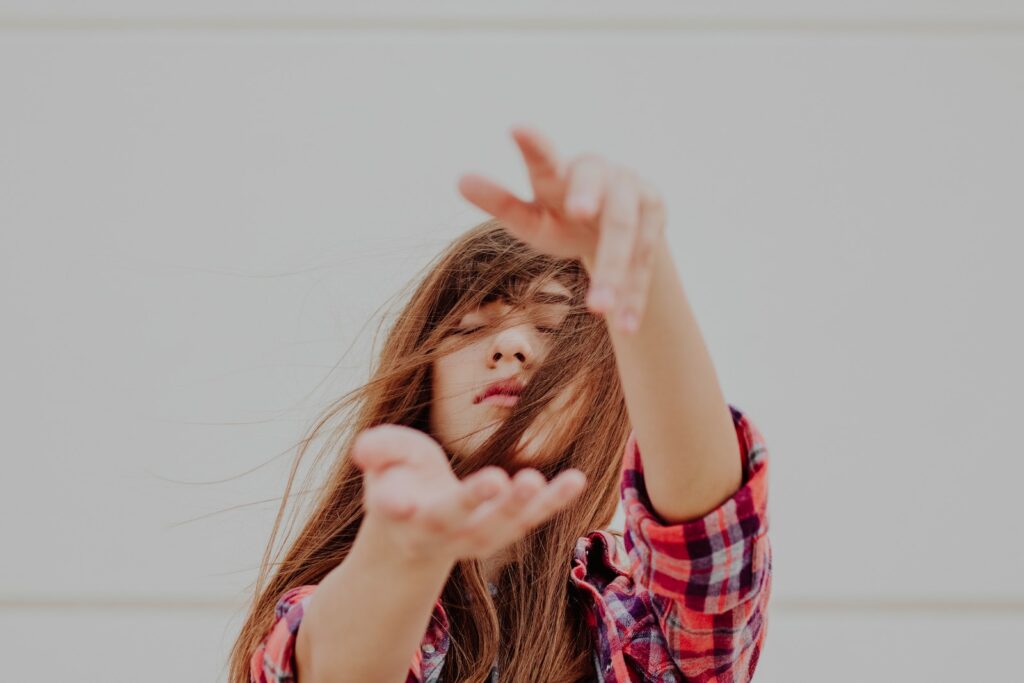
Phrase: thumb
[
  {"left": 350, "top": 425, "right": 416, "bottom": 474},
  {"left": 457, "top": 173, "right": 541, "bottom": 241},
  {"left": 352, "top": 424, "right": 450, "bottom": 474}
]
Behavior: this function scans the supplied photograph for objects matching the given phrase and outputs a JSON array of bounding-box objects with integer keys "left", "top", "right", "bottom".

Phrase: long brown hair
[{"left": 228, "top": 219, "right": 632, "bottom": 683}]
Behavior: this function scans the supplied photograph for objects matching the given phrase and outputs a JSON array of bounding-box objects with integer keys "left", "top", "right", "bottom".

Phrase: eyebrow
[
  {"left": 528, "top": 291, "right": 573, "bottom": 306},
  {"left": 478, "top": 290, "right": 572, "bottom": 309},
  {"left": 462, "top": 290, "right": 572, "bottom": 324}
]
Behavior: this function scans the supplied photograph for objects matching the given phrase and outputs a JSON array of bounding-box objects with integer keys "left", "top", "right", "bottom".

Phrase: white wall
[{"left": 2, "top": 4, "right": 1021, "bottom": 680}]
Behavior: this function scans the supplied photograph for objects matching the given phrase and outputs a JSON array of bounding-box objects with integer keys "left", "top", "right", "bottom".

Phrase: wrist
[{"left": 356, "top": 512, "right": 458, "bottom": 575}]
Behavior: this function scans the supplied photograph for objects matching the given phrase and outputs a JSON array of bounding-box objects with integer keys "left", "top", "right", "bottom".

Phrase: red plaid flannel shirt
[{"left": 251, "top": 403, "right": 771, "bottom": 682}]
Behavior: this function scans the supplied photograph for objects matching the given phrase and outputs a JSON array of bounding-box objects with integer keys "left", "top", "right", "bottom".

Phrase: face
[{"left": 429, "top": 278, "right": 580, "bottom": 464}]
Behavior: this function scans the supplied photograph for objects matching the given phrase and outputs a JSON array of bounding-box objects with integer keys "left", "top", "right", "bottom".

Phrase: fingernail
[{"left": 619, "top": 310, "right": 638, "bottom": 333}]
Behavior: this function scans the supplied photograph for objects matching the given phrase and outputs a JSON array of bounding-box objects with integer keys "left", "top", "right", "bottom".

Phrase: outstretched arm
[
  {"left": 459, "top": 126, "right": 771, "bottom": 681},
  {"left": 459, "top": 126, "right": 740, "bottom": 523},
  {"left": 581, "top": 236, "right": 740, "bottom": 523}
]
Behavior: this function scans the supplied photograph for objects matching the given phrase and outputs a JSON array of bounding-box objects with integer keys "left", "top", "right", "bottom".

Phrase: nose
[{"left": 487, "top": 323, "right": 535, "bottom": 369}]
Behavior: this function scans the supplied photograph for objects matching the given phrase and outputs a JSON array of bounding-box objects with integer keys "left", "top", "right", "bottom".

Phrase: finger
[
  {"left": 613, "top": 180, "right": 665, "bottom": 334},
  {"left": 455, "top": 467, "right": 511, "bottom": 516},
  {"left": 506, "top": 467, "right": 548, "bottom": 508},
  {"left": 418, "top": 467, "right": 512, "bottom": 534},
  {"left": 367, "top": 486, "right": 418, "bottom": 521},
  {"left": 457, "top": 172, "right": 545, "bottom": 243},
  {"left": 361, "top": 464, "right": 420, "bottom": 521},
  {"left": 514, "top": 469, "right": 588, "bottom": 529},
  {"left": 588, "top": 167, "right": 640, "bottom": 318},
  {"left": 510, "top": 125, "right": 565, "bottom": 206},
  {"left": 452, "top": 468, "right": 546, "bottom": 537},
  {"left": 563, "top": 155, "right": 608, "bottom": 222},
  {"left": 350, "top": 425, "right": 421, "bottom": 474},
  {"left": 483, "top": 468, "right": 546, "bottom": 521}
]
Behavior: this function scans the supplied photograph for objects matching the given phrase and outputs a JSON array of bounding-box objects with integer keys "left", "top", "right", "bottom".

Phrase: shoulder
[
  {"left": 250, "top": 585, "right": 319, "bottom": 683},
  {"left": 274, "top": 584, "right": 317, "bottom": 619}
]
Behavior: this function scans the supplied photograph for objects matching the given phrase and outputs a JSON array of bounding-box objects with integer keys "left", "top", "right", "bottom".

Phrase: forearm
[
  {"left": 584, "top": 236, "right": 741, "bottom": 523},
  {"left": 297, "top": 513, "right": 455, "bottom": 683}
]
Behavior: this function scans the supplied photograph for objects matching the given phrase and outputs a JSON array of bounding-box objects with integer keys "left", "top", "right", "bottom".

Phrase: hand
[
  {"left": 457, "top": 125, "right": 667, "bottom": 334},
  {"left": 350, "top": 424, "right": 587, "bottom": 564}
]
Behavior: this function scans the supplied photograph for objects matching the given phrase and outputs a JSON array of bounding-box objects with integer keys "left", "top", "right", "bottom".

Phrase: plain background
[{"left": 2, "top": 2, "right": 1022, "bottom": 680}]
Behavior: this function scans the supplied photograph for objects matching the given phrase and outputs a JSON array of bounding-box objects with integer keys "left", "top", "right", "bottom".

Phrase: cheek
[
  {"left": 432, "top": 347, "right": 475, "bottom": 405},
  {"left": 431, "top": 355, "right": 457, "bottom": 397}
]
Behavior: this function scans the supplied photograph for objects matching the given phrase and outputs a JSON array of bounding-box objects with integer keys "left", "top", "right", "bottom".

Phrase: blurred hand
[
  {"left": 458, "top": 125, "right": 667, "bottom": 334},
  {"left": 350, "top": 424, "right": 587, "bottom": 563}
]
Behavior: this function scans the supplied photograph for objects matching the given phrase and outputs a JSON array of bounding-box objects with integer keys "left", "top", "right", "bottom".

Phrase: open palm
[{"left": 350, "top": 424, "right": 587, "bottom": 563}]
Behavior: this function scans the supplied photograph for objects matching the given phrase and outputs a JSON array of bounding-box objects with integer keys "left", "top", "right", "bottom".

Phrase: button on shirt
[{"left": 251, "top": 403, "right": 771, "bottom": 683}]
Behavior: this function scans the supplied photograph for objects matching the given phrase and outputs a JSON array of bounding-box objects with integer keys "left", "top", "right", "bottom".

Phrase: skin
[
  {"left": 298, "top": 126, "right": 745, "bottom": 682},
  {"left": 357, "top": 124, "right": 740, "bottom": 590},
  {"left": 428, "top": 276, "right": 582, "bottom": 582},
  {"left": 457, "top": 126, "right": 741, "bottom": 525},
  {"left": 429, "top": 277, "right": 579, "bottom": 465}
]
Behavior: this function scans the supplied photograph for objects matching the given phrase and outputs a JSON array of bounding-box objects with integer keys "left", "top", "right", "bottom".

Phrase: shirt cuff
[{"left": 620, "top": 403, "right": 770, "bottom": 614}]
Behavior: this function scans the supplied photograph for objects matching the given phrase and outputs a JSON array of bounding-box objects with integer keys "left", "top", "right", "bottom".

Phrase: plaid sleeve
[
  {"left": 249, "top": 585, "right": 318, "bottom": 683},
  {"left": 248, "top": 584, "right": 438, "bottom": 683},
  {"left": 620, "top": 403, "right": 772, "bottom": 683}
]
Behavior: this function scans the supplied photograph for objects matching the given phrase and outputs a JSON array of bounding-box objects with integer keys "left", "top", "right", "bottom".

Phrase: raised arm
[
  {"left": 455, "top": 125, "right": 772, "bottom": 681},
  {"left": 458, "top": 126, "right": 742, "bottom": 522}
]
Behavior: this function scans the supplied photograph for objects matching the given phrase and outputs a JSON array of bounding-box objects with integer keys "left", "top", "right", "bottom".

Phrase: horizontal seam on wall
[{"left": 2, "top": 17, "right": 1024, "bottom": 34}]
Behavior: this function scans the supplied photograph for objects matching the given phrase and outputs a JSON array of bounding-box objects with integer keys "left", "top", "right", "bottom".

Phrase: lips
[{"left": 474, "top": 376, "right": 526, "bottom": 404}]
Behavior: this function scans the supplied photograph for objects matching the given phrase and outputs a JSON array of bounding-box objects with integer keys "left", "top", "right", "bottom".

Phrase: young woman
[{"left": 229, "top": 127, "right": 772, "bottom": 683}]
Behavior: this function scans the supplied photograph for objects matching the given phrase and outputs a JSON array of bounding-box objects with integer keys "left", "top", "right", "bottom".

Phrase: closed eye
[{"left": 452, "top": 325, "right": 559, "bottom": 336}]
